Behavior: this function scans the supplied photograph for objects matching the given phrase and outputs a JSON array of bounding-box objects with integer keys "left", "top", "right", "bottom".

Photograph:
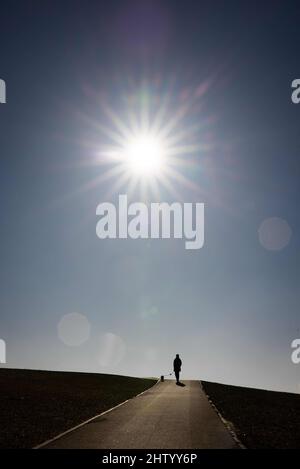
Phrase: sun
[
  {"left": 123, "top": 133, "right": 166, "bottom": 176},
  {"left": 73, "top": 81, "right": 214, "bottom": 200}
]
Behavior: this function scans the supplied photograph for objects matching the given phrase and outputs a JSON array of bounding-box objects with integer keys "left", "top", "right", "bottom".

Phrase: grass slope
[
  {"left": 0, "top": 368, "right": 156, "bottom": 448},
  {"left": 202, "top": 381, "right": 300, "bottom": 449}
]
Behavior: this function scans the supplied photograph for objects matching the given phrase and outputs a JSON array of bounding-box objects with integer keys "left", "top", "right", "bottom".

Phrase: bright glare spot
[
  {"left": 258, "top": 217, "right": 292, "bottom": 251},
  {"left": 124, "top": 134, "right": 165, "bottom": 176},
  {"left": 98, "top": 332, "right": 126, "bottom": 367},
  {"left": 58, "top": 312, "right": 90, "bottom": 347}
]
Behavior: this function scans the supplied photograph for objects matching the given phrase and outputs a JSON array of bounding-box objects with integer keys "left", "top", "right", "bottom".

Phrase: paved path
[{"left": 43, "top": 380, "right": 238, "bottom": 449}]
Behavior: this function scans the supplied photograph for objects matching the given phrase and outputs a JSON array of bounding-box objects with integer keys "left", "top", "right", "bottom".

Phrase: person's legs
[{"left": 175, "top": 370, "right": 179, "bottom": 383}]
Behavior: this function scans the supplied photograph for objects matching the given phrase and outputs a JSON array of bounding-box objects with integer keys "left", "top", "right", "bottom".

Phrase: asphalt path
[{"left": 42, "top": 380, "right": 238, "bottom": 449}]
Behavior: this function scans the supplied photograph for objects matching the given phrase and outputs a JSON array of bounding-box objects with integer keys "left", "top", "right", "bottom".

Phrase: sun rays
[{"left": 70, "top": 78, "right": 216, "bottom": 201}]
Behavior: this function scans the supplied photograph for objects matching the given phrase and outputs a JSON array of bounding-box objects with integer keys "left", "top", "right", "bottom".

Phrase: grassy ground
[
  {"left": 202, "top": 381, "right": 300, "bottom": 449},
  {"left": 0, "top": 368, "right": 156, "bottom": 448}
]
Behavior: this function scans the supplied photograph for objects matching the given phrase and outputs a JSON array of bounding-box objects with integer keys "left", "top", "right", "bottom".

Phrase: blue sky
[{"left": 0, "top": 0, "right": 300, "bottom": 392}]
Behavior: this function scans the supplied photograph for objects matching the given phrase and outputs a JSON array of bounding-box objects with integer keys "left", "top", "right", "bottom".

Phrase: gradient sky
[{"left": 1, "top": 0, "right": 300, "bottom": 393}]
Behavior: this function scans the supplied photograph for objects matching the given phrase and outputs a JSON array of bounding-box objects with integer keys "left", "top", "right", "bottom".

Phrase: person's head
[{"left": 176, "top": 354, "right": 179, "bottom": 358}]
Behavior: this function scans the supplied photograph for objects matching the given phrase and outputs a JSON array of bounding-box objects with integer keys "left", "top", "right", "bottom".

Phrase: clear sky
[{"left": 1, "top": 0, "right": 300, "bottom": 393}]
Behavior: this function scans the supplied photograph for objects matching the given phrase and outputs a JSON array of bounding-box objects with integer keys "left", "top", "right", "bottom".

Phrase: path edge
[
  {"left": 199, "top": 381, "right": 246, "bottom": 449},
  {"left": 34, "top": 377, "right": 160, "bottom": 449}
]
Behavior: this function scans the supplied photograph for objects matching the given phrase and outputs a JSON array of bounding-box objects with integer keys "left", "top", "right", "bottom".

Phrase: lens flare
[
  {"left": 66, "top": 77, "right": 218, "bottom": 202},
  {"left": 123, "top": 133, "right": 165, "bottom": 176}
]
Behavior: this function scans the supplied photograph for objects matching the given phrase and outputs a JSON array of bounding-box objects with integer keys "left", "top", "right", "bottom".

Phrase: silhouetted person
[{"left": 173, "top": 354, "right": 182, "bottom": 384}]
